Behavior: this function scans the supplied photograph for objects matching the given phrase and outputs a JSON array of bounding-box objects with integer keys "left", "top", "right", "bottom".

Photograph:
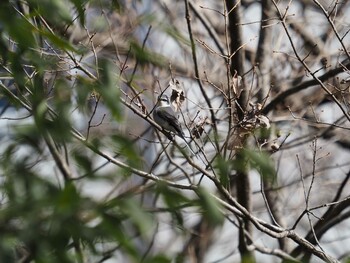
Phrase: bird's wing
[
  {"left": 155, "top": 106, "right": 197, "bottom": 156},
  {"left": 156, "top": 107, "right": 184, "bottom": 136}
]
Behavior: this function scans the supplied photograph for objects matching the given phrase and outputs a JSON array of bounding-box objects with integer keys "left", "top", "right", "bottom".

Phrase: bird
[{"left": 153, "top": 94, "right": 195, "bottom": 155}]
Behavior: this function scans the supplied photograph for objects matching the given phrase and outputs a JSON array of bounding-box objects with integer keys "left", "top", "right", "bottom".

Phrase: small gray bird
[{"left": 153, "top": 95, "right": 195, "bottom": 154}]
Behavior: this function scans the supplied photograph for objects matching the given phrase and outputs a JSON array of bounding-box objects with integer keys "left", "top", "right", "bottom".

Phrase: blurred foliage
[
  {"left": 230, "top": 147, "right": 276, "bottom": 183},
  {"left": 129, "top": 39, "right": 166, "bottom": 67},
  {"left": 215, "top": 155, "right": 232, "bottom": 189},
  {"left": 0, "top": 1, "right": 223, "bottom": 262},
  {"left": 242, "top": 148, "right": 276, "bottom": 182},
  {"left": 95, "top": 59, "right": 123, "bottom": 121},
  {"left": 195, "top": 187, "right": 224, "bottom": 227},
  {"left": 1, "top": 0, "right": 342, "bottom": 261}
]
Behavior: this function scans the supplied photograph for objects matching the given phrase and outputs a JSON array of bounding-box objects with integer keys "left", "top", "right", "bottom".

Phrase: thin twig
[{"left": 184, "top": 0, "right": 219, "bottom": 150}]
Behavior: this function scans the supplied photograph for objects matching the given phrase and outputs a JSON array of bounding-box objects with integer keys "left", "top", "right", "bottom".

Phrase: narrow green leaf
[
  {"left": 111, "top": 134, "right": 142, "bottom": 169},
  {"left": 130, "top": 40, "right": 165, "bottom": 67},
  {"left": 27, "top": 0, "right": 72, "bottom": 26},
  {"left": 143, "top": 255, "right": 171, "bottom": 263},
  {"left": 70, "top": 0, "right": 86, "bottom": 25},
  {"left": 156, "top": 181, "right": 190, "bottom": 207},
  {"left": 120, "top": 198, "right": 153, "bottom": 238},
  {"left": 243, "top": 149, "right": 275, "bottom": 182},
  {"left": 215, "top": 155, "right": 231, "bottom": 188},
  {"left": 195, "top": 187, "right": 224, "bottom": 226},
  {"left": 40, "top": 29, "right": 78, "bottom": 52},
  {"left": 96, "top": 59, "right": 122, "bottom": 120}
]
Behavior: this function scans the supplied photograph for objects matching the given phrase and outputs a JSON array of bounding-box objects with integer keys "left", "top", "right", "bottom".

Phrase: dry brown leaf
[{"left": 169, "top": 78, "right": 185, "bottom": 112}]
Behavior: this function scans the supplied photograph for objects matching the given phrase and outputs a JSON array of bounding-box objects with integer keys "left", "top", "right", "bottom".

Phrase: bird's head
[{"left": 157, "top": 94, "right": 170, "bottom": 107}]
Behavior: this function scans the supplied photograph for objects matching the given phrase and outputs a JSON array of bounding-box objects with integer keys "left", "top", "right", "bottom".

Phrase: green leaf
[
  {"left": 40, "top": 29, "right": 78, "bottom": 52},
  {"left": 75, "top": 76, "right": 96, "bottom": 113},
  {"left": 70, "top": 0, "right": 86, "bottom": 25},
  {"left": 96, "top": 59, "right": 122, "bottom": 120},
  {"left": 195, "top": 187, "right": 224, "bottom": 226},
  {"left": 156, "top": 181, "right": 190, "bottom": 208},
  {"left": 111, "top": 134, "right": 142, "bottom": 169},
  {"left": 55, "top": 183, "right": 80, "bottom": 214},
  {"left": 162, "top": 24, "right": 191, "bottom": 46},
  {"left": 215, "top": 155, "right": 231, "bottom": 188},
  {"left": 130, "top": 40, "right": 165, "bottom": 67},
  {"left": 27, "top": 0, "right": 72, "bottom": 26},
  {"left": 100, "top": 211, "right": 140, "bottom": 260},
  {"left": 143, "top": 255, "right": 171, "bottom": 263},
  {"left": 0, "top": 3, "right": 36, "bottom": 50},
  {"left": 47, "top": 111, "right": 73, "bottom": 143},
  {"left": 111, "top": 0, "right": 123, "bottom": 12},
  {"left": 72, "top": 149, "right": 93, "bottom": 176},
  {"left": 119, "top": 198, "right": 153, "bottom": 238},
  {"left": 0, "top": 81, "right": 22, "bottom": 108},
  {"left": 243, "top": 149, "right": 275, "bottom": 182},
  {"left": 14, "top": 124, "right": 43, "bottom": 153},
  {"left": 156, "top": 182, "right": 191, "bottom": 227}
]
